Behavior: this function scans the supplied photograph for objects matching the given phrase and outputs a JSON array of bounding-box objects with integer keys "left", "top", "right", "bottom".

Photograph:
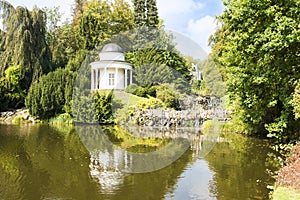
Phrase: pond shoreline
[
  {"left": 0, "top": 108, "right": 36, "bottom": 124},
  {"left": 2, "top": 109, "right": 300, "bottom": 199},
  {"left": 273, "top": 142, "right": 300, "bottom": 199}
]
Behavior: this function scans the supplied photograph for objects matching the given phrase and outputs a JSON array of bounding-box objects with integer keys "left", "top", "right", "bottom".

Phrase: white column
[
  {"left": 98, "top": 69, "right": 100, "bottom": 89},
  {"left": 125, "top": 69, "right": 128, "bottom": 88},
  {"left": 115, "top": 67, "right": 118, "bottom": 88},
  {"left": 95, "top": 69, "right": 98, "bottom": 90},
  {"left": 130, "top": 70, "right": 133, "bottom": 84},
  {"left": 104, "top": 67, "right": 107, "bottom": 89},
  {"left": 91, "top": 69, "right": 94, "bottom": 90}
]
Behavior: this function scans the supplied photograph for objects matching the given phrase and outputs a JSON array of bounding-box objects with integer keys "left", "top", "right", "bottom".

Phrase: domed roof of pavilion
[{"left": 101, "top": 43, "right": 123, "bottom": 53}]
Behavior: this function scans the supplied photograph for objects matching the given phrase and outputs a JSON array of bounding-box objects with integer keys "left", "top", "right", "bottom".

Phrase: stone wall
[
  {"left": 129, "top": 96, "right": 230, "bottom": 128},
  {"left": 0, "top": 109, "right": 35, "bottom": 124}
]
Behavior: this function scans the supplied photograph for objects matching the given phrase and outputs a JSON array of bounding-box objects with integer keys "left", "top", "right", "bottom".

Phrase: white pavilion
[{"left": 90, "top": 43, "right": 133, "bottom": 90}]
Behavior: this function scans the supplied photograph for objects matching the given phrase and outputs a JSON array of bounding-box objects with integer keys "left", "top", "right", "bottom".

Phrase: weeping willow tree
[{"left": 0, "top": 1, "right": 51, "bottom": 91}]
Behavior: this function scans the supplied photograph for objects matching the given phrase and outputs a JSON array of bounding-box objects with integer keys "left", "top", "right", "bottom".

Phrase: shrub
[
  {"left": 125, "top": 83, "right": 139, "bottom": 94},
  {"left": 94, "top": 90, "right": 114, "bottom": 124},
  {"left": 25, "top": 68, "right": 74, "bottom": 119},
  {"left": 156, "top": 84, "right": 180, "bottom": 110},
  {"left": 135, "top": 87, "right": 147, "bottom": 97}
]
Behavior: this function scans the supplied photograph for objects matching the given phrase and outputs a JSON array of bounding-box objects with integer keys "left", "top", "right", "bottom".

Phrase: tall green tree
[
  {"left": 0, "top": 1, "right": 52, "bottom": 91},
  {"left": 77, "top": 0, "right": 133, "bottom": 50},
  {"left": 133, "top": 0, "right": 147, "bottom": 27},
  {"left": 146, "top": 0, "right": 159, "bottom": 27},
  {"left": 133, "top": 0, "right": 159, "bottom": 27},
  {"left": 211, "top": 0, "right": 300, "bottom": 142}
]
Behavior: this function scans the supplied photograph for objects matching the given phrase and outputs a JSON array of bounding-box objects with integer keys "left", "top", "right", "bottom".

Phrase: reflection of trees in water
[
  {"left": 0, "top": 125, "right": 101, "bottom": 200},
  {"left": 205, "top": 134, "right": 278, "bottom": 199},
  {"left": 0, "top": 124, "right": 229, "bottom": 200},
  {"left": 77, "top": 125, "right": 222, "bottom": 195}
]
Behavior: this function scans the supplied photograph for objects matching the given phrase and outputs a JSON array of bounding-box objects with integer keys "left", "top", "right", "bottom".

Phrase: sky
[{"left": 7, "top": 0, "right": 224, "bottom": 53}]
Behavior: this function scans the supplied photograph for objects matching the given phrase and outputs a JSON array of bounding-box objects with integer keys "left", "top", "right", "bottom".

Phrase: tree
[
  {"left": 126, "top": 48, "right": 192, "bottom": 84},
  {"left": 133, "top": 0, "right": 159, "bottom": 27},
  {"left": 146, "top": 0, "right": 159, "bottom": 27},
  {"left": 133, "top": 0, "right": 147, "bottom": 27},
  {"left": 25, "top": 68, "right": 75, "bottom": 119},
  {"left": 76, "top": 0, "right": 133, "bottom": 50},
  {"left": 43, "top": 7, "right": 73, "bottom": 69},
  {"left": 292, "top": 81, "right": 300, "bottom": 119},
  {"left": 0, "top": 1, "right": 52, "bottom": 91},
  {"left": 211, "top": 0, "right": 300, "bottom": 142},
  {"left": 0, "top": 65, "right": 25, "bottom": 111},
  {"left": 72, "top": 0, "right": 87, "bottom": 26}
]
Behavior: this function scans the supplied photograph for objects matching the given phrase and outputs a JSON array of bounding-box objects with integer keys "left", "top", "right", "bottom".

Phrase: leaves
[
  {"left": 0, "top": 2, "right": 51, "bottom": 91},
  {"left": 212, "top": 0, "right": 300, "bottom": 142},
  {"left": 25, "top": 68, "right": 75, "bottom": 119},
  {"left": 76, "top": 0, "right": 133, "bottom": 50}
]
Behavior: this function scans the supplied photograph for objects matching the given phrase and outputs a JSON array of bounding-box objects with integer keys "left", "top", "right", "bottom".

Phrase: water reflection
[
  {"left": 0, "top": 124, "right": 278, "bottom": 200},
  {"left": 77, "top": 125, "right": 218, "bottom": 174}
]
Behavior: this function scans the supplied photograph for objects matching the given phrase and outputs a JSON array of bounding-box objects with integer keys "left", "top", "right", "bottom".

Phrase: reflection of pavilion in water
[
  {"left": 88, "top": 126, "right": 223, "bottom": 193},
  {"left": 89, "top": 149, "right": 131, "bottom": 193}
]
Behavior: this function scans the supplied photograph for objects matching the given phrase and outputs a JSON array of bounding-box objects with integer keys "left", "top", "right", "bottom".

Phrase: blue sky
[{"left": 7, "top": 0, "right": 224, "bottom": 53}]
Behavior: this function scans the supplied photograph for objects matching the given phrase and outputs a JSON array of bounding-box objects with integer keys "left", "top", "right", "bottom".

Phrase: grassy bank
[
  {"left": 272, "top": 187, "right": 300, "bottom": 200},
  {"left": 272, "top": 142, "right": 300, "bottom": 199}
]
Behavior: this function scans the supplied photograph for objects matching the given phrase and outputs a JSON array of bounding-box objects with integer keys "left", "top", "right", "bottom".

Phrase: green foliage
[
  {"left": 0, "top": 2, "right": 52, "bottom": 90},
  {"left": 125, "top": 83, "right": 139, "bottom": 94},
  {"left": 0, "top": 65, "right": 26, "bottom": 111},
  {"left": 25, "top": 68, "right": 75, "bottom": 119},
  {"left": 72, "top": 90, "right": 114, "bottom": 124},
  {"left": 126, "top": 48, "right": 192, "bottom": 86},
  {"left": 199, "top": 58, "right": 226, "bottom": 97},
  {"left": 94, "top": 90, "right": 114, "bottom": 124},
  {"left": 135, "top": 87, "right": 148, "bottom": 97},
  {"left": 76, "top": 0, "right": 133, "bottom": 50},
  {"left": 156, "top": 84, "right": 180, "bottom": 109},
  {"left": 291, "top": 81, "right": 300, "bottom": 119},
  {"left": 146, "top": 0, "right": 159, "bottom": 27},
  {"left": 72, "top": 90, "right": 97, "bottom": 123},
  {"left": 133, "top": 0, "right": 159, "bottom": 28},
  {"left": 12, "top": 116, "right": 25, "bottom": 124},
  {"left": 125, "top": 84, "right": 181, "bottom": 109},
  {"left": 211, "top": 0, "right": 300, "bottom": 142},
  {"left": 126, "top": 83, "right": 157, "bottom": 98},
  {"left": 133, "top": 0, "right": 147, "bottom": 27},
  {"left": 136, "top": 97, "right": 163, "bottom": 109},
  {"left": 49, "top": 113, "right": 74, "bottom": 124}
]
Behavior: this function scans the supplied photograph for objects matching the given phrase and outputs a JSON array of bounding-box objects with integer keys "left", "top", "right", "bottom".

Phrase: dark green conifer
[{"left": 146, "top": 0, "right": 159, "bottom": 27}]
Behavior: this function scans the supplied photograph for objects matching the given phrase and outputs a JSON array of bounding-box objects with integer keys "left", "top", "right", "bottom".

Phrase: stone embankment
[
  {"left": 129, "top": 95, "right": 231, "bottom": 128},
  {"left": 130, "top": 108, "right": 231, "bottom": 128},
  {"left": 0, "top": 108, "right": 35, "bottom": 124}
]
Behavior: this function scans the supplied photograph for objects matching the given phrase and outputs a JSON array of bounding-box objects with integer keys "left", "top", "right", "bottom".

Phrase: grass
[
  {"left": 12, "top": 116, "right": 25, "bottom": 124},
  {"left": 48, "top": 113, "right": 74, "bottom": 125},
  {"left": 272, "top": 187, "right": 300, "bottom": 200}
]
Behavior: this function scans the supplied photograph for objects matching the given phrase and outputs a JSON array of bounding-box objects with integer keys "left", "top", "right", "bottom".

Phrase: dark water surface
[{"left": 0, "top": 124, "right": 278, "bottom": 200}]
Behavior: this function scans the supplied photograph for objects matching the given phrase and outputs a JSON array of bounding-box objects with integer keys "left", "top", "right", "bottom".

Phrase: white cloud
[
  {"left": 187, "top": 15, "right": 217, "bottom": 53},
  {"left": 157, "top": 0, "right": 204, "bottom": 17}
]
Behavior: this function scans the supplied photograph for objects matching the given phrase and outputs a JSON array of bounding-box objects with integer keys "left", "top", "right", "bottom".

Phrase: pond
[{"left": 0, "top": 124, "right": 279, "bottom": 200}]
